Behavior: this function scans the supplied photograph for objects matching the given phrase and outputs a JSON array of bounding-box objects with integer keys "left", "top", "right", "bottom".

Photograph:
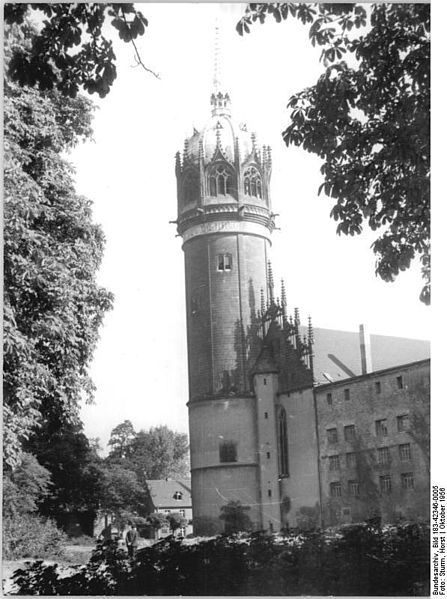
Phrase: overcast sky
[{"left": 68, "top": 3, "right": 432, "bottom": 453}]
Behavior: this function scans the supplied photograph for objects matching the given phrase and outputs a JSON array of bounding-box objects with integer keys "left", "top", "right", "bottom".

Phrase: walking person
[{"left": 125, "top": 523, "right": 139, "bottom": 559}]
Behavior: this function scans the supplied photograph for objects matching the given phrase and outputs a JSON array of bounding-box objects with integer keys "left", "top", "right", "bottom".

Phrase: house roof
[
  {"left": 306, "top": 326, "right": 430, "bottom": 385},
  {"left": 146, "top": 478, "right": 192, "bottom": 509}
]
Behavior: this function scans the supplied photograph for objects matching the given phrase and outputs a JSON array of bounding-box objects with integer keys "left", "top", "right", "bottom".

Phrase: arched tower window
[
  {"left": 243, "top": 166, "right": 263, "bottom": 199},
  {"left": 278, "top": 407, "right": 289, "bottom": 477},
  {"left": 208, "top": 164, "right": 235, "bottom": 197},
  {"left": 182, "top": 169, "right": 199, "bottom": 205}
]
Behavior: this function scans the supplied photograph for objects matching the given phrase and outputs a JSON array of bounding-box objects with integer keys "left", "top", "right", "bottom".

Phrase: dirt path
[{"left": 2, "top": 545, "right": 95, "bottom": 594}]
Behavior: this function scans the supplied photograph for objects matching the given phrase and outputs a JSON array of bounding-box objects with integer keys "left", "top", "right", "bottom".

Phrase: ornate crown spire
[{"left": 210, "top": 19, "right": 231, "bottom": 117}]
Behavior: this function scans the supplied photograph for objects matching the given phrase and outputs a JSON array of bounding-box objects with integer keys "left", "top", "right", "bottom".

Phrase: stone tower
[{"left": 175, "top": 27, "right": 279, "bottom": 533}]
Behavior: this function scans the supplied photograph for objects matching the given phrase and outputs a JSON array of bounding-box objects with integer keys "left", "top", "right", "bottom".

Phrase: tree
[
  {"left": 107, "top": 423, "right": 190, "bottom": 480},
  {"left": 166, "top": 512, "right": 188, "bottom": 535},
  {"left": 147, "top": 512, "right": 168, "bottom": 532},
  {"left": 237, "top": 4, "right": 430, "bottom": 303},
  {"left": 127, "top": 427, "right": 190, "bottom": 480},
  {"left": 4, "top": 3, "right": 157, "bottom": 99},
  {"left": 3, "top": 453, "right": 52, "bottom": 519},
  {"left": 97, "top": 462, "right": 150, "bottom": 522},
  {"left": 219, "top": 500, "right": 252, "bottom": 533},
  {"left": 108, "top": 420, "right": 136, "bottom": 459},
  {"left": 3, "top": 23, "right": 113, "bottom": 467},
  {"left": 26, "top": 424, "right": 105, "bottom": 519}
]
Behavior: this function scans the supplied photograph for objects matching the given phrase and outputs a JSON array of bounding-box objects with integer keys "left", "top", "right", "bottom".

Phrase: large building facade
[{"left": 175, "top": 66, "right": 429, "bottom": 535}]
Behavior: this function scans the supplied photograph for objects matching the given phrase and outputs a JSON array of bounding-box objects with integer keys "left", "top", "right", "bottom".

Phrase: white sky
[{"left": 68, "top": 3, "right": 432, "bottom": 453}]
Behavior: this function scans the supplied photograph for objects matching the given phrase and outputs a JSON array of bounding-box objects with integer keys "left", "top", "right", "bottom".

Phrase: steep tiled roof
[
  {"left": 251, "top": 344, "right": 278, "bottom": 375},
  {"left": 146, "top": 478, "right": 192, "bottom": 509}
]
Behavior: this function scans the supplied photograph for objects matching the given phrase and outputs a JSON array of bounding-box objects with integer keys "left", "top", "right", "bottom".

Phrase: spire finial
[
  {"left": 281, "top": 279, "right": 287, "bottom": 314},
  {"left": 213, "top": 20, "right": 222, "bottom": 94},
  {"left": 267, "top": 261, "right": 275, "bottom": 305},
  {"left": 260, "top": 288, "right": 265, "bottom": 315},
  {"left": 210, "top": 19, "right": 231, "bottom": 116},
  {"left": 308, "top": 315, "right": 314, "bottom": 346}
]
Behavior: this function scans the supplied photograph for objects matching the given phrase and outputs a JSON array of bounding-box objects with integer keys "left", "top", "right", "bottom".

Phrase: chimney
[{"left": 359, "top": 324, "right": 372, "bottom": 374}]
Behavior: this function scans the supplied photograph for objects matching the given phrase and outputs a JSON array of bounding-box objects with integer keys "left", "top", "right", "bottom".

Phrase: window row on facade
[
  {"left": 325, "top": 375, "right": 404, "bottom": 405},
  {"left": 182, "top": 165, "right": 265, "bottom": 202},
  {"left": 328, "top": 443, "right": 412, "bottom": 471},
  {"left": 329, "top": 472, "right": 415, "bottom": 498},
  {"left": 326, "top": 414, "right": 409, "bottom": 443}
]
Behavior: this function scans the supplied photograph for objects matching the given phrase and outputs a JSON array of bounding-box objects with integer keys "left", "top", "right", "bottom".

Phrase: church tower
[{"left": 175, "top": 25, "right": 317, "bottom": 534}]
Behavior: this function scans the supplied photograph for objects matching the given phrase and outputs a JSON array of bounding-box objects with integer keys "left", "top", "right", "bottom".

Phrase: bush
[
  {"left": 11, "top": 522, "right": 430, "bottom": 595},
  {"left": 3, "top": 513, "right": 67, "bottom": 560}
]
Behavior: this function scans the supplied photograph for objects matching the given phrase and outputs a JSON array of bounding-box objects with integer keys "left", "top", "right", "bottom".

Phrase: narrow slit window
[{"left": 278, "top": 407, "right": 289, "bottom": 477}]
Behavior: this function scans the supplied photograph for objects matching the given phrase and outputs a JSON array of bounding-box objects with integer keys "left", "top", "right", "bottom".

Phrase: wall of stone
[
  {"left": 183, "top": 231, "right": 269, "bottom": 399},
  {"left": 189, "top": 395, "right": 261, "bottom": 534},
  {"left": 315, "top": 360, "right": 430, "bottom": 526},
  {"left": 278, "top": 388, "right": 321, "bottom": 529}
]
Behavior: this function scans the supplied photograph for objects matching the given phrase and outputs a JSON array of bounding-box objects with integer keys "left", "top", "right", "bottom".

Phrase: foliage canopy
[
  {"left": 107, "top": 422, "right": 190, "bottom": 481},
  {"left": 238, "top": 3, "right": 430, "bottom": 303},
  {"left": 3, "top": 23, "right": 113, "bottom": 467},
  {"left": 11, "top": 523, "right": 430, "bottom": 595},
  {"left": 4, "top": 3, "right": 154, "bottom": 98}
]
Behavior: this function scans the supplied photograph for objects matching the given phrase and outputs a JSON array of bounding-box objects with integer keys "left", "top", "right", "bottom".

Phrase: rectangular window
[
  {"left": 399, "top": 443, "right": 411, "bottom": 461},
  {"left": 377, "top": 446, "right": 391, "bottom": 465},
  {"left": 346, "top": 452, "right": 357, "bottom": 469},
  {"left": 375, "top": 381, "right": 381, "bottom": 394},
  {"left": 329, "top": 455, "right": 340, "bottom": 471},
  {"left": 179, "top": 510, "right": 186, "bottom": 517},
  {"left": 164, "top": 509, "right": 171, "bottom": 514},
  {"left": 263, "top": 378, "right": 267, "bottom": 386},
  {"left": 379, "top": 475, "right": 392, "bottom": 494},
  {"left": 327, "top": 392, "right": 333, "bottom": 406},
  {"left": 401, "top": 472, "right": 414, "bottom": 489},
  {"left": 264, "top": 411, "right": 268, "bottom": 418},
  {"left": 266, "top": 451, "right": 271, "bottom": 459},
  {"left": 344, "top": 425, "right": 356, "bottom": 442},
  {"left": 219, "top": 441, "right": 237, "bottom": 463},
  {"left": 348, "top": 480, "right": 360, "bottom": 497},
  {"left": 330, "top": 482, "right": 342, "bottom": 498},
  {"left": 217, "top": 253, "right": 232, "bottom": 271},
  {"left": 267, "top": 489, "right": 272, "bottom": 498},
  {"left": 327, "top": 428, "right": 338, "bottom": 444},
  {"left": 396, "top": 375, "right": 403, "bottom": 389},
  {"left": 397, "top": 414, "right": 409, "bottom": 432},
  {"left": 344, "top": 388, "right": 350, "bottom": 401},
  {"left": 375, "top": 419, "right": 388, "bottom": 437}
]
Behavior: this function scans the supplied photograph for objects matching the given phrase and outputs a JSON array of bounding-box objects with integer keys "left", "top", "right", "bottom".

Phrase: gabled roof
[{"left": 146, "top": 478, "right": 192, "bottom": 509}]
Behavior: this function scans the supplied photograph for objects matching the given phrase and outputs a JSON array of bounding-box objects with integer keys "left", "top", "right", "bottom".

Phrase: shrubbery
[
  {"left": 11, "top": 522, "right": 429, "bottom": 595},
  {"left": 3, "top": 513, "right": 67, "bottom": 560}
]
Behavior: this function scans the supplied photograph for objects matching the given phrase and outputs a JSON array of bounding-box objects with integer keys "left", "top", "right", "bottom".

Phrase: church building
[{"left": 174, "top": 34, "right": 430, "bottom": 535}]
